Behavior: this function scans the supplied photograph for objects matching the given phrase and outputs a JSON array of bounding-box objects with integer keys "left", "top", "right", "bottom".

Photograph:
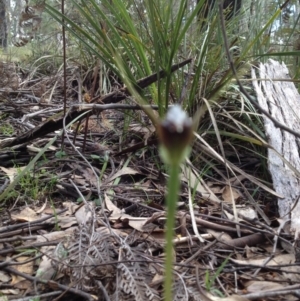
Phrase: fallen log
[{"left": 252, "top": 59, "right": 300, "bottom": 237}]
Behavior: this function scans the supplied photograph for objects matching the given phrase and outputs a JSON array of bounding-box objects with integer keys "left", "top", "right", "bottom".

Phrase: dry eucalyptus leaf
[
  {"left": 104, "top": 193, "right": 149, "bottom": 231},
  {"left": 36, "top": 248, "right": 56, "bottom": 281},
  {"left": 225, "top": 207, "right": 257, "bottom": 222},
  {"left": 222, "top": 185, "right": 241, "bottom": 203},
  {"left": 231, "top": 253, "right": 295, "bottom": 266},
  {"left": 11, "top": 207, "right": 38, "bottom": 222},
  {"left": 108, "top": 167, "right": 139, "bottom": 183},
  {"left": 0, "top": 166, "right": 25, "bottom": 182},
  {"left": 35, "top": 200, "right": 47, "bottom": 214},
  {"left": 11, "top": 256, "right": 34, "bottom": 285},
  {"left": 36, "top": 227, "right": 77, "bottom": 243},
  {"left": 0, "top": 270, "right": 10, "bottom": 282},
  {"left": 75, "top": 203, "right": 94, "bottom": 224},
  {"left": 245, "top": 280, "right": 285, "bottom": 293}
]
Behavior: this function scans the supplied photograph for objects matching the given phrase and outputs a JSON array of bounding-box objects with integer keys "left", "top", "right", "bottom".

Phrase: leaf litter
[{"left": 0, "top": 64, "right": 299, "bottom": 301}]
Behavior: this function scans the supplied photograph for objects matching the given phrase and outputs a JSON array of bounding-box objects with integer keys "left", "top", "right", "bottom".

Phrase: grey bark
[
  {"left": 0, "top": 0, "right": 7, "bottom": 48},
  {"left": 11, "top": 0, "right": 22, "bottom": 39},
  {"left": 252, "top": 59, "right": 300, "bottom": 236}
]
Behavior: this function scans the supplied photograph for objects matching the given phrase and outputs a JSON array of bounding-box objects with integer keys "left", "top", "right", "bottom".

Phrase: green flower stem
[{"left": 164, "top": 163, "right": 181, "bottom": 301}]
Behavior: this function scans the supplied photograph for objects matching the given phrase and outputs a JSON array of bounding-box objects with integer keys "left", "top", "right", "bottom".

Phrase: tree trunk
[{"left": 0, "top": 0, "right": 7, "bottom": 48}]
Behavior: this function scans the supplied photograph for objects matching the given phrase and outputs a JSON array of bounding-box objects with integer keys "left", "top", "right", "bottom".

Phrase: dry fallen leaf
[
  {"left": 222, "top": 185, "right": 241, "bottom": 203},
  {"left": 11, "top": 256, "right": 34, "bottom": 285},
  {"left": 231, "top": 253, "right": 295, "bottom": 266},
  {"left": 225, "top": 207, "right": 257, "bottom": 223},
  {"left": 36, "top": 248, "right": 56, "bottom": 281},
  {"left": 0, "top": 288, "right": 20, "bottom": 295},
  {"left": 36, "top": 227, "right": 77, "bottom": 243},
  {"left": 211, "top": 296, "right": 250, "bottom": 301},
  {"left": 11, "top": 207, "right": 38, "bottom": 222},
  {"left": 75, "top": 203, "right": 94, "bottom": 224},
  {"left": 108, "top": 167, "right": 139, "bottom": 183},
  {"left": 245, "top": 280, "right": 285, "bottom": 293},
  {"left": 35, "top": 200, "right": 48, "bottom": 214},
  {"left": 0, "top": 166, "right": 25, "bottom": 182},
  {"left": 62, "top": 201, "right": 81, "bottom": 215},
  {"left": 0, "top": 270, "right": 10, "bottom": 283},
  {"left": 104, "top": 193, "right": 152, "bottom": 231}
]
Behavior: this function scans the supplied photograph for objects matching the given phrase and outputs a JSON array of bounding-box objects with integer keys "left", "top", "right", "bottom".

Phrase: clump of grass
[
  {"left": 0, "top": 123, "right": 14, "bottom": 136},
  {"left": 17, "top": 167, "right": 58, "bottom": 201}
]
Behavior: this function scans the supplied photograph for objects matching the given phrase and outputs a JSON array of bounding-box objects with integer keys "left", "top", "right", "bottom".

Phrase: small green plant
[
  {"left": 205, "top": 256, "right": 230, "bottom": 296},
  {"left": 55, "top": 150, "right": 67, "bottom": 158},
  {"left": 17, "top": 167, "right": 57, "bottom": 201},
  {"left": 50, "top": 198, "right": 61, "bottom": 231},
  {"left": 29, "top": 297, "right": 40, "bottom": 301},
  {"left": 0, "top": 123, "right": 14, "bottom": 136}
]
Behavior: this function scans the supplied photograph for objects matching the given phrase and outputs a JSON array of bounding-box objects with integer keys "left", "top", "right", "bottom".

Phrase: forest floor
[{"left": 0, "top": 60, "right": 299, "bottom": 301}]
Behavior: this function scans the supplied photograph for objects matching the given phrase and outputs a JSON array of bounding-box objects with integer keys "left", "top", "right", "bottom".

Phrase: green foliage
[
  {"left": 16, "top": 165, "right": 57, "bottom": 201},
  {"left": 0, "top": 123, "right": 14, "bottom": 136},
  {"left": 205, "top": 256, "right": 230, "bottom": 294},
  {"left": 0, "top": 133, "right": 61, "bottom": 204},
  {"left": 55, "top": 150, "right": 67, "bottom": 158},
  {"left": 44, "top": 0, "right": 293, "bottom": 123},
  {"left": 45, "top": 0, "right": 205, "bottom": 114},
  {"left": 0, "top": 46, "right": 32, "bottom": 62}
]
